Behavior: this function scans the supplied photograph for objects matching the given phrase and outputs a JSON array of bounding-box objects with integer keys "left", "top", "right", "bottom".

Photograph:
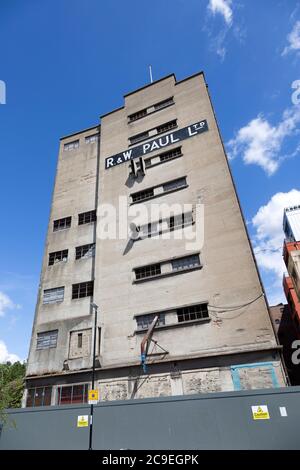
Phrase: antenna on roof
[{"left": 149, "top": 65, "right": 153, "bottom": 84}]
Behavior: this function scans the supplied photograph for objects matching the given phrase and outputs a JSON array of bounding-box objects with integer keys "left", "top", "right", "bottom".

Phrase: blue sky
[{"left": 0, "top": 0, "right": 300, "bottom": 362}]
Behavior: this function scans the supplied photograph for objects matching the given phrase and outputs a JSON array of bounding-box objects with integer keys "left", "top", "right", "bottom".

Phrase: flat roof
[
  {"left": 60, "top": 124, "right": 100, "bottom": 141},
  {"left": 61, "top": 71, "right": 205, "bottom": 138},
  {"left": 100, "top": 71, "right": 205, "bottom": 119}
]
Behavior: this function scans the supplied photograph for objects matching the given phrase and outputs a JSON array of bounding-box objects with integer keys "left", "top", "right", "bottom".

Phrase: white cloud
[
  {"left": 0, "top": 340, "right": 20, "bottom": 363},
  {"left": 282, "top": 21, "right": 300, "bottom": 56},
  {"left": 251, "top": 189, "right": 300, "bottom": 304},
  {"left": 208, "top": 0, "right": 233, "bottom": 26},
  {"left": 226, "top": 106, "right": 300, "bottom": 175},
  {"left": 0, "top": 291, "right": 21, "bottom": 317}
]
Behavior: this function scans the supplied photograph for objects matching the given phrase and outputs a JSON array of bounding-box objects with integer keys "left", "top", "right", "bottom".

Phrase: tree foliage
[{"left": 0, "top": 362, "right": 26, "bottom": 412}]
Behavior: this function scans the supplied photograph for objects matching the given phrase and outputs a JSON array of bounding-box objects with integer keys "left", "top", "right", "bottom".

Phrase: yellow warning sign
[
  {"left": 88, "top": 389, "right": 99, "bottom": 404},
  {"left": 251, "top": 405, "right": 270, "bottom": 420},
  {"left": 77, "top": 415, "right": 89, "bottom": 427}
]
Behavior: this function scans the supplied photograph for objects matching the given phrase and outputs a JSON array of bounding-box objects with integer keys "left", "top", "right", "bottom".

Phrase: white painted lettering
[
  {"left": 122, "top": 150, "right": 132, "bottom": 161},
  {"left": 143, "top": 143, "right": 151, "bottom": 154}
]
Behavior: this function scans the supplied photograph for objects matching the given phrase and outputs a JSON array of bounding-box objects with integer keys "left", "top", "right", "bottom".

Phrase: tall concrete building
[{"left": 25, "top": 72, "right": 286, "bottom": 407}]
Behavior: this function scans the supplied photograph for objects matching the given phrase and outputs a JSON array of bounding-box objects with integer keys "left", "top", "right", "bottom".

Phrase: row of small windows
[
  {"left": 130, "top": 147, "right": 182, "bottom": 178},
  {"left": 135, "top": 212, "right": 193, "bottom": 240},
  {"left": 49, "top": 244, "right": 95, "bottom": 266},
  {"left": 134, "top": 254, "right": 201, "bottom": 281},
  {"left": 144, "top": 146, "right": 182, "bottom": 169},
  {"left": 128, "top": 97, "right": 174, "bottom": 123},
  {"left": 53, "top": 210, "right": 96, "bottom": 232},
  {"left": 49, "top": 245, "right": 95, "bottom": 266},
  {"left": 63, "top": 133, "right": 99, "bottom": 151},
  {"left": 131, "top": 176, "right": 187, "bottom": 204},
  {"left": 26, "top": 384, "right": 88, "bottom": 407},
  {"left": 135, "top": 303, "right": 209, "bottom": 331},
  {"left": 42, "top": 281, "right": 94, "bottom": 304},
  {"left": 129, "top": 120, "right": 177, "bottom": 145}
]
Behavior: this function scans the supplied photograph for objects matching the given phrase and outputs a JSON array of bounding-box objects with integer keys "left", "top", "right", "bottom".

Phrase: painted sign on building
[{"left": 105, "top": 120, "right": 209, "bottom": 169}]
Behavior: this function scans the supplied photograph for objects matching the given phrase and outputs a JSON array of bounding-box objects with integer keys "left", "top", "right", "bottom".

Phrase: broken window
[
  {"left": 75, "top": 243, "right": 95, "bottom": 260},
  {"left": 136, "top": 313, "right": 165, "bottom": 331},
  {"left": 172, "top": 255, "right": 200, "bottom": 272},
  {"left": 48, "top": 249, "right": 68, "bottom": 266}
]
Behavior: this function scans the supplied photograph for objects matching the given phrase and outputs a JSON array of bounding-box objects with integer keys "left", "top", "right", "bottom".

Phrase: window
[
  {"left": 57, "top": 384, "right": 88, "bottom": 405},
  {"left": 85, "top": 133, "right": 98, "bottom": 144},
  {"left": 136, "top": 313, "right": 165, "bottom": 331},
  {"left": 145, "top": 147, "right": 182, "bottom": 168},
  {"left": 172, "top": 255, "right": 200, "bottom": 272},
  {"left": 26, "top": 386, "right": 52, "bottom": 407},
  {"left": 53, "top": 217, "right": 71, "bottom": 232},
  {"left": 156, "top": 120, "right": 177, "bottom": 135},
  {"left": 135, "top": 263, "right": 161, "bottom": 281},
  {"left": 78, "top": 210, "right": 96, "bottom": 225},
  {"left": 160, "top": 147, "right": 182, "bottom": 162},
  {"left": 77, "top": 333, "right": 83, "bottom": 348},
  {"left": 154, "top": 97, "right": 174, "bottom": 110},
  {"left": 72, "top": 281, "right": 94, "bottom": 299},
  {"left": 75, "top": 243, "right": 95, "bottom": 260},
  {"left": 163, "top": 177, "right": 187, "bottom": 193},
  {"left": 132, "top": 187, "right": 154, "bottom": 203},
  {"left": 37, "top": 330, "right": 58, "bottom": 350},
  {"left": 137, "top": 212, "right": 193, "bottom": 240},
  {"left": 177, "top": 303, "right": 209, "bottom": 323},
  {"left": 128, "top": 108, "right": 147, "bottom": 122},
  {"left": 169, "top": 212, "right": 193, "bottom": 231},
  {"left": 64, "top": 140, "right": 79, "bottom": 151},
  {"left": 48, "top": 249, "right": 68, "bottom": 266},
  {"left": 129, "top": 130, "right": 150, "bottom": 145},
  {"left": 43, "top": 287, "right": 64, "bottom": 304}
]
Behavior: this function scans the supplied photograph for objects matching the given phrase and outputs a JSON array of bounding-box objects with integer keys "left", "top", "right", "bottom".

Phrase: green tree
[{"left": 0, "top": 362, "right": 26, "bottom": 412}]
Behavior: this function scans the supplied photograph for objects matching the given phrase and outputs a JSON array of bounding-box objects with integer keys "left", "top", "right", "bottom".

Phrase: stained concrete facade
[{"left": 25, "top": 72, "right": 286, "bottom": 407}]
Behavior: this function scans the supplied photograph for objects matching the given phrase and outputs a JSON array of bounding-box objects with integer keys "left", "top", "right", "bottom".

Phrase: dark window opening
[
  {"left": 154, "top": 97, "right": 174, "bottom": 111},
  {"left": 75, "top": 243, "right": 95, "bottom": 260},
  {"left": 48, "top": 249, "right": 68, "bottom": 266},
  {"left": 26, "top": 386, "right": 52, "bottom": 407},
  {"left": 72, "top": 281, "right": 94, "bottom": 299},
  {"left": 132, "top": 187, "right": 154, "bottom": 203},
  {"left": 128, "top": 108, "right": 147, "bottom": 122},
  {"left": 172, "top": 255, "right": 200, "bottom": 272},
  {"left": 156, "top": 120, "right": 177, "bottom": 135},
  {"left": 53, "top": 217, "right": 71, "bottom": 232},
  {"left": 135, "top": 263, "right": 161, "bottom": 280},
  {"left": 57, "top": 384, "right": 88, "bottom": 405},
  {"left": 78, "top": 210, "right": 96, "bottom": 225},
  {"left": 177, "top": 304, "right": 209, "bottom": 323},
  {"left": 129, "top": 131, "right": 150, "bottom": 145},
  {"left": 77, "top": 333, "right": 83, "bottom": 348}
]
